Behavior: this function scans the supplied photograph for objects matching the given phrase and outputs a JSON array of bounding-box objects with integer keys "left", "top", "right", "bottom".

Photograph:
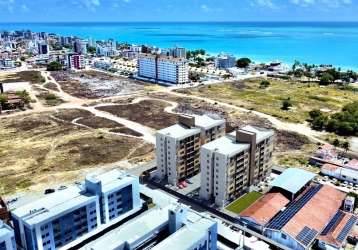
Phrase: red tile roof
[
  {"left": 282, "top": 185, "right": 346, "bottom": 240},
  {"left": 346, "top": 159, "right": 358, "bottom": 171},
  {"left": 240, "top": 192, "right": 289, "bottom": 225},
  {"left": 322, "top": 163, "right": 339, "bottom": 172}
]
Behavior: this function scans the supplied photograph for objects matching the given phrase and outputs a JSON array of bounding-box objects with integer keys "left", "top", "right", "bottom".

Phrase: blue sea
[{"left": 1, "top": 22, "right": 358, "bottom": 70}]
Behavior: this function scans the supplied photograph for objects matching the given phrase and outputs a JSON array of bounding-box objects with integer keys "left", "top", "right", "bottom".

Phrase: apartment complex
[
  {"left": 67, "top": 53, "right": 85, "bottom": 70},
  {"left": 11, "top": 170, "right": 141, "bottom": 250},
  {"left": 85, "top": 204, "right": 218, "bottom": 250},
  {"left": 155, "top": 115, "right": 226, "bottom": 185},
  {"left": 138, "top": 53, "right": 189, "bottom": 84},
  {"left": 200, "top": 126, "right": 274, "bottom": 207},
  {"left": 0, "top": 220, "right": 15, "bottom": 250},
  {"left": 214, "top": 53, "right": 236, "bottom": 69}
]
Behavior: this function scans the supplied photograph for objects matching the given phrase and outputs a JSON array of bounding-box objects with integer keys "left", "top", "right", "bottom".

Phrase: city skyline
[{"left": 0, "top": 0, "right": 358, "bottom": 22}]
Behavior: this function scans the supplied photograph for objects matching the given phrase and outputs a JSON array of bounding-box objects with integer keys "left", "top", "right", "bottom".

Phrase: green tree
[
  {"left": 0, "top": 94, "right": 8, "bottom": 106},
  {"left": 88, "top": 46, "right": 96, "bottom": 54},
  {"left": 332, "top": 139, "right": 340, "bottom": 147},
  {"left": 319, "top": 73, "right": 334, "bottom": 85},
  {"left": 309, "top": 109, "right": 323, "bottom": 120},
  {"left": 260, "top": 80, "right": 270, "bottom": 88},
  {"left": 236, "top": 58, "right": 251, "bottom": 68},
  {"left": 47, "top": 61, "right": 63, "bottom": 71},
  {"left": 281, "top": 98, "right": 292, "bottom": 111},
  {"left": 15, "top": 90, "right": 31, "bottom": 104},
  {"left": 20, "top": 56, "right": 26, "bottom": 61},
  {"left": 342, "top": 141, "right": 350, "bottom": 151},
  {"left": 311, "top": 115, "right": 328, "bottom": 130}
]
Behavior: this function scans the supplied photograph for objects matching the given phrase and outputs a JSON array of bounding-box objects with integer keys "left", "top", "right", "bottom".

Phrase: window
[{"left": 281, "top": 233, "right": 287, "bottom": 240}]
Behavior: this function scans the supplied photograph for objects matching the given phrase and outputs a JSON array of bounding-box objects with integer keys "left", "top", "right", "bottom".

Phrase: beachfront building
[
  {"left": 138, "top": 53, "right": 189, "bottom": 84},
  {"left": 84, "top": 204, "right": 218, "bottom": 250},
  {"left": 169, "top": 46, "right": 186, "bottom": 58},
  {"left": 155, "top": 115, "right": 226, "bottom": 186},
  {"left": 0, "top": 220, "right": 16, "bottom": 250},
  {"left": 199, "top": 126, "right": 274, "bottom": 207},
  {"left": 214, "top": 53, "right": 236, "bottom": 69},
  {"left": 68, "top": 53, "right": 85, "bottom": 70},
  {"left": 11, "top": 170, "right": 141, "bottom": 250},
  {"left": 73, "top": 39, "right": 87, "bottom": 55},
  {"left": 37, "top": 41, "right": 49, "bottom": 55}
]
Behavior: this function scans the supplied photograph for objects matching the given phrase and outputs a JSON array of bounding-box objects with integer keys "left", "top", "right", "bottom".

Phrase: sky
[{"left": 0, "top": 0, "right": 357, "bottom": 22}]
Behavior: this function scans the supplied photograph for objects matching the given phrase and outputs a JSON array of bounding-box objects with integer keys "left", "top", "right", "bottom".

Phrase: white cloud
[
  {"left": 250, "top": 0, "right": 279, "bottom": 9},
  {"left": 75, "top": 0, "right": 100, "bottom": 11},
  {"left": 291, "top": 0, "right": 353, "bottom": 8}
]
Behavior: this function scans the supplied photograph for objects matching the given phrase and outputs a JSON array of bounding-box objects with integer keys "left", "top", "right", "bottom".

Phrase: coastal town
[{"left": 0, "top": 28, "right": 357, "bottom": 250}]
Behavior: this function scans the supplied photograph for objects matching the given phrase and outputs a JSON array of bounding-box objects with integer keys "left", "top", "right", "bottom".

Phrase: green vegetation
[
  {"left": 281, "top": 98, "right": 293, "bottom": 110},
  {"left": 88, "top": 46, "right": 97, "bottom": 54},
  {"left": 308, "top": 101, "right": 358, "bottom": 136},
  {"left": 236, "top": 57, "right": 251, "bottom": 68},
  {"left": 0, "top": 94, "right": 8, "bottom": 106},
  {"left": 186, "top": 49, "right": 206, "bottom": 59},
  {"left": 16, "top": 90, "right": 31, "bottom": 104},
  {"left": 289, "top": 61, "right": 358, "bottom": 84},
  {"left": 47, "top": 61, "right": 63, "bottom": 71},
  {"left": 226, "top": 191, "right": 262, "bottom": 214},
  {"left": 260, "top": 80, "right": 270, "bottom": 88}
]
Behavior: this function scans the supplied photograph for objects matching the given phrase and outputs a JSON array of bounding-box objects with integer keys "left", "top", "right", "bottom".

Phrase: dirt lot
[
  {"left": 0, "top": 71, "right": 44, "bottom": 84},
  {"left": 0, "top": 112, "right": 154, "bottom": 194},
  {"left": 96, "top": 99, "right": 178, "bottom": 130},
  {"left": 51, "top": 70, "right": 146, "bottom": 99},
  {"left": 53, "top": 109, "right": 142, "bottom": 136}
]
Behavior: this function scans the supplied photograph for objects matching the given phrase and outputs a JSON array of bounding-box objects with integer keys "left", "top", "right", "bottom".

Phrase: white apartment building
[
  {"left": 0, "top": 220, "right": 16, "bottom": 250},
  {"left": 200, "top": 126, "right": 274, "bottom": 207},
  {"left": 138, "top": 53, "right": 189, "bottom": 84},
  {"left": 155, "top": 115, "right": 226, "bottom": 185}
]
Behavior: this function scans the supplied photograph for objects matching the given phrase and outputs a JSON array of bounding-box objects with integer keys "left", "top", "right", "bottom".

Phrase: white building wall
[
  {"left": 166, "top": 137, "right": 178, "bottom": 185},
  {"left": 215, "top": 153, "right": 230, "bottom": 207},
  {"left": 199, "top": 148, "right": 215, "bottom": 201}
]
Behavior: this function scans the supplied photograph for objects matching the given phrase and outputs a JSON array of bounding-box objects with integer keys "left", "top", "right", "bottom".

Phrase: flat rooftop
[
  {"left": 11, "top": 186, "right": 96, "bottom": 227},
  {"left": 270, "top": 168, "right": 316, "bottom": 194},
  {"left": 0, "top": 220, "right": 13, "bottom": 239},
  {"left": 152, "top": 210, "right": 216, "bottom": 250},
  {"left": 201, "top": 133, "right": 250, "bottom": 157},
  {"left": 157, "top": 124, "right": 200, "bottom": 140},
  {"left": 86, "top": 169, "right": 137, "bottom": 194},
  {"left": 192, "top": 114, "right": 225, "bottom": 130},
  {"left": 87, "top": 207, "right": 169, "bottom": 250},
  {"left": 240, "top": 125, "right": 274, "bottom": 143}
]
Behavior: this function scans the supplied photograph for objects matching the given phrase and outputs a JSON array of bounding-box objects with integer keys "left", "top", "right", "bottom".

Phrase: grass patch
[
  {"left": 225, "top": 191, "right": 263, "bottom": 214},
  {"left": 183, "top": 79, "right": 357, "bottom": 123}
]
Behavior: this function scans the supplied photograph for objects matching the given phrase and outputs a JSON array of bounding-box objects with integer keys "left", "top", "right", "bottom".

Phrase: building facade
[
  {"left": 67, "top": 54, "right": 85, "bottom": 70},
  {"left": 0, "top": 220, "right": 16, "bottom": 250},
  {"left": 37, "top": 42, "right": 49, "bottom": 55},
  {"left": 138, "top": 53, "right": 189, "bottom": 84},
  {"left": 200, "top": 126, "right": 274, "bottom": 207},
  {"left": 214, "top": 54, "right": 236, "bottom": 69},
  {"left": 155, "top": 115, "right": 226, "bottom": 186},
  {"left": 11, "top": 170, "right": 141, "bottom": 250}
]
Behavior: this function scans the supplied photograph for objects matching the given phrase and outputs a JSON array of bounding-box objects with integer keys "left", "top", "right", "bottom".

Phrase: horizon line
[{"left": 1, "top": 20, "right": 358, "bottom": 24}]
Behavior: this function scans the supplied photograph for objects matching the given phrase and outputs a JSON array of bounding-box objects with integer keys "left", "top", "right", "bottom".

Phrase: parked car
[
  {"left": 58, "top": 186, "right": 67, "bottom": 191},
  {"left": 44, "top": 189, "right": 55, "bottom": 195}
]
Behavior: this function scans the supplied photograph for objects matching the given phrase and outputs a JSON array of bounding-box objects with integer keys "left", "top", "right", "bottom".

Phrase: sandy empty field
[
  {"left": 51, "top": 70, "right": 146, "bottom": 99},
  {"left": 96, "top": 99, "right": 178, "bottom": 130},
  {"left": 178, "top": 78, "right": 357, "bottom": 123},
  {"left": 0, "top": 112, "right": 154, "bottom": 194}
]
